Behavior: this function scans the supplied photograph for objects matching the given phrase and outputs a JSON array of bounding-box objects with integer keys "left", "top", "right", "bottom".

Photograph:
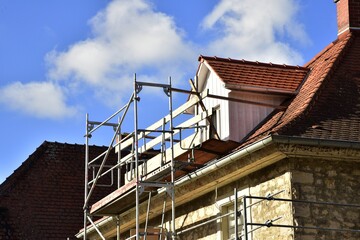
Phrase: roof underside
[
  {"left": 199, "top": 56, "right": 309, "bottom": 94},
  {"left": 244, "top": 31, "right": 360, "bottom": 144},
  {"left": 90, "top": 139, "right": 239, "bottom": 216}
]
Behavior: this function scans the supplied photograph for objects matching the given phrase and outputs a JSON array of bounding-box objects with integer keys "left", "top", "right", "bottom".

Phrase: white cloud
[
  {"left": 2, "top": 0, "right": 310, "bottom": 119},
  {"left": 47, "top": 0, "right": 196, "bottom": 106},
  {"left": 201, "top": 0, "right": 309, "bottom": 64},
  {"left": 0, "top": 82, "right": 77, "bottom": 119}
]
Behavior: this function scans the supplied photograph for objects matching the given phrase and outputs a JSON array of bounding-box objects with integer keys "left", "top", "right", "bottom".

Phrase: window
[
  {"left": 222, "top": 202, "right": 244, "bottom": 240},
  {"left": 211, "top": 105, "right": 221, "bottom": 139},
  {"left": 216, "top": 188, "right": 249, "bottom": 240}
]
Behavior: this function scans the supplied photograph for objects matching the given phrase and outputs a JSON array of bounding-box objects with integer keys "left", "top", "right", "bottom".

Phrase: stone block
[{"left": 292, "top": 171, "right": 314, "bottom": 184}]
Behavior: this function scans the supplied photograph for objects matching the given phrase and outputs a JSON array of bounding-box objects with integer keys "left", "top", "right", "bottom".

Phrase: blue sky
[{"left": 0, "top": 0, "right": 337, "bottom": 183}]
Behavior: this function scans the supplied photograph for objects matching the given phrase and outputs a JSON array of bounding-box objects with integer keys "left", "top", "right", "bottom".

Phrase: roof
[
  {"left": 0, "top": 141, "right": 117, "bottom": 239},
  {"left": 199, "top": 55, "right": 310, "bottom": 94},
  {"left": 0, "top": 141, "right": 106, "bottom": 191},
  {"left": 243, "top": 31, "right": 360, "bottom": 144}
]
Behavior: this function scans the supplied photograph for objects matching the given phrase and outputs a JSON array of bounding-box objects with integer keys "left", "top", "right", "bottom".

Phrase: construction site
[
  {"left": 77, "top": 50, "right": 360, "bottom": 239},
  {"left": 75, "top": 2, "right": 360, "bottom": 234},
  {"left": 2, "top": 1, "right": 360, "bottom": 240}
]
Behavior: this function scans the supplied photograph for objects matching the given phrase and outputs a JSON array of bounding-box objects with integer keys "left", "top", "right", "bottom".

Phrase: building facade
[
  {"left": 77, "top": 1, "right": 360, "bottom": 239},
  {"left": 1, "top": 0, "right": 360, "bottom": 239},
  {"left": 77, "top": 0, "right": 360, "bottom": 240}
]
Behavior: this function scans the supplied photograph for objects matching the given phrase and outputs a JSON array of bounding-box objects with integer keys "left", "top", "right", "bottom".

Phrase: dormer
[{"left": 194, "top": 55, "right": 309, "bottom": 142}]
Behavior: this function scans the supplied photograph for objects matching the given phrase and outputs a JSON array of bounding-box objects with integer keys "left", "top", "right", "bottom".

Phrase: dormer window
[{"left": 195, "top": 56, "right": 309, "bottom": 142}]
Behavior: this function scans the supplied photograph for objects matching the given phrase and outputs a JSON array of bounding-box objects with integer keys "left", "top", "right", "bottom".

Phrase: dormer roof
[{"left": 198, "top": 55, "right": 309, "bottom": 95}]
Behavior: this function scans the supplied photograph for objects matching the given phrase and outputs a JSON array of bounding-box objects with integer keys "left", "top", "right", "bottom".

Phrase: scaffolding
[
  {"left": 83, "top": 76, "right": 239, "bottom": 239},
  {"left": 84, "top": 77, "right": 175, "bottom": 240},
  {"left": 81, "top": 75, "right": 360, "bottom": 240}
]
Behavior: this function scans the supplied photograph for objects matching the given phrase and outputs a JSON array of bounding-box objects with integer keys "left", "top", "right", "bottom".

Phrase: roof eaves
[{"left": 224, "top": 83, "right": 298, "bottom": 96}]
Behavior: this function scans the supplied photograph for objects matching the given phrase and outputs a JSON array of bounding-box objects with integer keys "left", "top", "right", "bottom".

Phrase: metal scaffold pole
[
  {"left": 168, "top": 77, "right": 176, "bottom": 240},
  {"left": 234, "top": 188, "right": 239, "bottom": 240},
  {"left": 117, "top": 116, "right": 122, "bottom": 189},
  {"left": 82, "top": 74, "right": 206, "bottom": 239},
  {"left": 243, "top": 196, "right": 249, "bottom": 240},
  {"left": 134, "top": 74, "right": 140, "bottom": 240},
  {"left": 84, "top": 113, "right": 90, "bottom": 240}
]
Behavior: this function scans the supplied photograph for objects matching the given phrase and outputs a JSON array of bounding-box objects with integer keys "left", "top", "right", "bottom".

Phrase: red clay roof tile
[
  {"left": 199, "top": 55, "right": 309, "bottom": 94},
  {"left": 242, "top": 31, "right": 359, "bottom": 145}
]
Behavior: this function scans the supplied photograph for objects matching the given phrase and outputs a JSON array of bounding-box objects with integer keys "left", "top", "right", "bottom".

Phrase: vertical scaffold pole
[
  {"left": 117, "top": 116, "right": 122, "bottom": 189},
  {"left": 168, "top": 77, "right": 176, "bottom": 239},
  {"left": 234, "top": 188, "right": 238, "bottom": 240},
  {"left": 84, "top": 113, "right": 90, "bottom": 240},
  {"left": 134, "top": 74, "right": 140, "bottom": 240},
  {"left": 243, "top": 196, "right": 248, "bottom": 240},
  {"left": 116, "top": 215, "right": 120, "bottom": 240}
]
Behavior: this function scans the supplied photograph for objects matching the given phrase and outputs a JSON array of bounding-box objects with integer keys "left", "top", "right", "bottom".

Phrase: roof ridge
[
  {"left": 0, "top": 142, "right": 108, "bottom": 192},
  {"left": 304, "top": 32, "right": 352, "bottom": 68},
  {"left": 199, "top": 55, "right": 308, "bottom": 71}
]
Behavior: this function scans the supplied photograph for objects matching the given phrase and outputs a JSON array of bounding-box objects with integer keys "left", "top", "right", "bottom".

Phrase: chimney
[{"left": 335, "top": 0, "right": 360, "bottom": 35}]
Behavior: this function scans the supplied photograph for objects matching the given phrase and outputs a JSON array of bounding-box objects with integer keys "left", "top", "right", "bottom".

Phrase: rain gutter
[
  {"left": 76, "top": 135, "right": 276, "bottom": 238},
  {"left": 77, "top": 135, "right": 360, "bottom": 238},
  {"left": 173, "top": 135, "right": 275, "bottom": 188},
  {"left": 173, "top": 135, "right": 360, "bottom": 189}
]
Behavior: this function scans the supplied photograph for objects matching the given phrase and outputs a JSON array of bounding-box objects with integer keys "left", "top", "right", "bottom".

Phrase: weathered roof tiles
[
  {"left": 243, "top": 31, "right": 360, "bottom": 144},
  {"left": 199, "top": 55, "right": 310, "bottom": 94}
]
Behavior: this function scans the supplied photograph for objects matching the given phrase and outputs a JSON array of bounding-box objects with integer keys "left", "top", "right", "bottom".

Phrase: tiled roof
[
  {"left": 0, "top": 142, "right": 117, "bottom": 239},
  {"left": 199, "top": 55, "right": 309, "bottom": 94},
  {"left": 243, "top": 31, "right": 360, "bottom": 144}
]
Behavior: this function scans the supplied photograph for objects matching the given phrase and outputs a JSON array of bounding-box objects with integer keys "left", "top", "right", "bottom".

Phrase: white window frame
[
  {"left": 211, "top": 105, "right": 221, "bottom": 139},
  {"left": 216, "top": 188, "right": 251, "bottom": 240}
]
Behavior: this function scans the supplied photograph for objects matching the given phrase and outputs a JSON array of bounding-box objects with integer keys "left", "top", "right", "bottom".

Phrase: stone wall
[
  {"left": 145, "top": 160, "right": 294, "bottom": 240},
  {"left": 131, "top": 157, "right": 360, "bottom": 240},
  {"left": 248, "top": 170, "right": 293, "bottom": 240},
  {"left": 290, "top": 158, "right": 360, "bottom": 240}
]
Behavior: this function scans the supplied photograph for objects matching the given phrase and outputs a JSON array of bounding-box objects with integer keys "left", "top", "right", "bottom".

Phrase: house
[
  {"left": 77, "top": 0, "right": 360, "bottom": 239},
  {"left": 0, "top": 142, "right": 118, "bottom": 240}
]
